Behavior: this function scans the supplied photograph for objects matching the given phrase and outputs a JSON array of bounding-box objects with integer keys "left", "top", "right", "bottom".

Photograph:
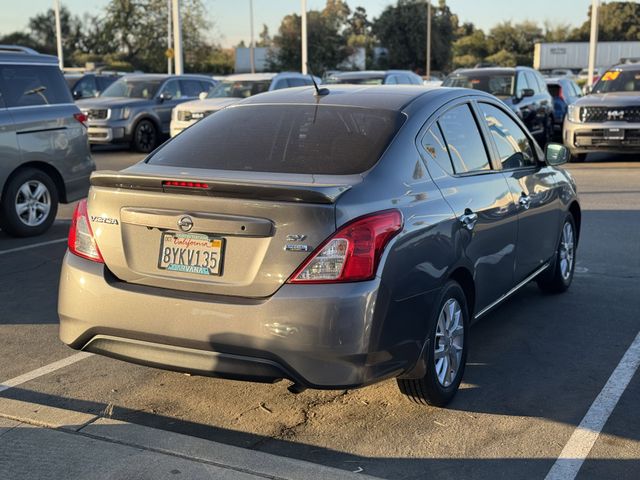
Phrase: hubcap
[
  {"left": 15, "top": 180, "right": 51, "bottom": 227},
  {"left": 434, "top": 298, "right": 464, "bottom": 387},
  {"left": 559, "top": 221, "right": 575, "bottom": 280}
]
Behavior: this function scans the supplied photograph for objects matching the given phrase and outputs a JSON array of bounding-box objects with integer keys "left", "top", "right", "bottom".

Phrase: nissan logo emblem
[{"left": 177, "top": 215, "right": 193, "bottom": 232}]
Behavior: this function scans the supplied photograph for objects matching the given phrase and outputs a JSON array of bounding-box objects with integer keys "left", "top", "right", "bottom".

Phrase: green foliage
[
  {"left": 373, "top": 0, "right": 458, "bottom": 73},
  {"left": 569, "top": 1, "right": 640, "bottom": 41},
  {"left": 485, "top": 49, "right": 517, "bottom": 67}
]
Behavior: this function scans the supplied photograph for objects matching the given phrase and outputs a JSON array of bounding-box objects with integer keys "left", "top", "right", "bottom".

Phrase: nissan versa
[{"left": 58, "top": 85, "right": 580, "bottom": 406}]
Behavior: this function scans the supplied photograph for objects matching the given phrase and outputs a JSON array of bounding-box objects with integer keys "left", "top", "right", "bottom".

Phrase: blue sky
[{"left": 1, "top": 0, "right": 594, "bottom": 48}]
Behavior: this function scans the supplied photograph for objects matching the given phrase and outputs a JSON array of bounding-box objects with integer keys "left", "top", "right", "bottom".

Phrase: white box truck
[{"left": 534, "top": 41, "right": 640, "bottom": 72}]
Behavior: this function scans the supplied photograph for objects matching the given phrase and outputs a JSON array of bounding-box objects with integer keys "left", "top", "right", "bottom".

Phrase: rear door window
[
  {"left": 479, "top": 103, "right": 536, "bottom": 169},
  {"left": 148, "top": 104, "right": 405, "bottom": 175},
  {"left": 421, "top": 125, "right": 454, "bottom": 175},
  {"left": 436, "top": 104, "right": 491, "bottom": 173},
  {"left": 160, "top": 79, "right": 182, "bottom": 99},
  {"left": 0, "top": 65, "right": 72, "bottom": 107}
]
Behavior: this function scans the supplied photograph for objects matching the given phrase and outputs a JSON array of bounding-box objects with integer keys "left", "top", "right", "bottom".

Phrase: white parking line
[
  {"left": 545, "top": 331, "right": 640, "bottom": 480},
  {"left": 0, "top": 238, "right": 67, "bottom": 256},
  {"left": 0, "top": 352, "right": 92, "bottom": 394}
]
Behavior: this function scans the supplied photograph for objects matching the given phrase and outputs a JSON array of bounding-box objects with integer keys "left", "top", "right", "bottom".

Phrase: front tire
[
  {"left": 132, "top": 119, "right": 158, "bottom": 153},
  {"left": 397, "top": 281, "right": 469, "bottom": 407},
  {"left": 537, "top": 213, "right": 577, "bottom": 293},
  {"left": 0, "top": 168, "right": 58, "bottom": 237}
]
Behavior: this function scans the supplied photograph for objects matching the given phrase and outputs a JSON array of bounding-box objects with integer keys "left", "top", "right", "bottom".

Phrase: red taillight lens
[
  {"left": 288, "top": 210, "right": 403, "bottom": 284},
  {"left": 73, "top": 112, "right": 88, "bottom": 127},
  {"left": 162, "top": 180, "right": 210, "bottom": 189},
  {"left": 68, "top": 199, "right": 104, "bottom": 263}
]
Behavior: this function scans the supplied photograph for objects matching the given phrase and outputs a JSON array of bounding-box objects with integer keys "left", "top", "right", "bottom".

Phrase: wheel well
[
  {"left": 569, "top": 201, "right": 581, "bottom": 244},
  {"left": 449, "top": 267, "right": 475, "bottom": 318},
  {"left": 3, "top": 162, "right": 66, "bottom": 202},
  {"left": 134, "top": 116, "right": 160, "bottom": 134}
]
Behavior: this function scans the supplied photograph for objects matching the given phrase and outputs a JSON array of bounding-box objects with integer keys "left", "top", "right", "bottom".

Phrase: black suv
[
  {"left": 65, "top": 73, "right": 121, "bottom": 100},
  {"left": 443, "top": 67, "right": 555, "bottom": 145}
]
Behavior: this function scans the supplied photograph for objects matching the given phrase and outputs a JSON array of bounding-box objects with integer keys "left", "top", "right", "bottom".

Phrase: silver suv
[
  {"left": 78, "top": 74, "right": 216, "bottom": 152},
  {"left": 0, "top": 46, "right": 94, "bottom": 237},
  {"left": 563, "top": 63, "right": 640, "bottom": 161}
]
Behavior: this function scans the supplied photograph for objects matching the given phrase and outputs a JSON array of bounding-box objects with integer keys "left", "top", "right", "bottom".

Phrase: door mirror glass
[
  {"left": 198, "top": 91, "right": 207, "bottom": 101},
  {"left": 522, "top": 88, "right": 534, "bottom": 98},
  {"left": 159, "top": 92, "right": 172, "bottom": 102},
  {"left": 545, "top": 143, "right": 569, "bottom": 166}
]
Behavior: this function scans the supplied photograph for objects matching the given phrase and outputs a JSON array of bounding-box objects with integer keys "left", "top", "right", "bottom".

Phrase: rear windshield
[
  {"left": 147, "top": 104, "right": 405, "bottom": 175},
  {"left": 207, "top": 80, "right": 271, "bottom": 98},
  {"left": 326, "top": 76, "right": 384, "bottom": 85},
  {"left": 0, "top": 65, "right": 72, "bottom": 107},
  {"left": 443, "top": 72, "right": 515, "bottom": 97}
]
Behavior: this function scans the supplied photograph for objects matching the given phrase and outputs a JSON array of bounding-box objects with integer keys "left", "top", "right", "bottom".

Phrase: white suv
[{"left": 170, "top": 72, "right": 321, "bottom": 137}]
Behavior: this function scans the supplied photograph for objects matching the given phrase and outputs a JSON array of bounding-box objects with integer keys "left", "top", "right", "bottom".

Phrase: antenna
[{"left": 306, "top": 63, "right": 330, "bottom": 96}]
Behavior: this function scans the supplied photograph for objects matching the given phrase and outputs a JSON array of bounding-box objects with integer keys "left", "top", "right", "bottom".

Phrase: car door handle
[
  {"left": 519, "top": 193, "right": 532, "bottom": 210},
  {"left": 459, "top": 209, "right": 478, "bottom": 231}
]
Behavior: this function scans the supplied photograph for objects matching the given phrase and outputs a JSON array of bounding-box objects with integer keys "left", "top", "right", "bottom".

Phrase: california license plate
[
  {"left": 604, "top": 128, "right": 624, "bottom": 140},
  {"left": 158, "top": 232, "right": 224, "bottom": 276}
]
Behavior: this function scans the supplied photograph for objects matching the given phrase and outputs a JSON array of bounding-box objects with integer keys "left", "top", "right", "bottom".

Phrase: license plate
[
  {"left": 158, "top": 232, "right": 224, "bottom": 276},
  {"left": 191, "top": 112, "right": 205, "bottom": 120},
  {"left": 604, "top": 128, "right": 624, "bottom": 140}
]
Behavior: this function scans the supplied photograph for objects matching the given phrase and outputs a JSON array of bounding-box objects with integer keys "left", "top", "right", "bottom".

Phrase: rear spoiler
[{"left": 90, "top": 171, "right": 353, "bottom": 204}]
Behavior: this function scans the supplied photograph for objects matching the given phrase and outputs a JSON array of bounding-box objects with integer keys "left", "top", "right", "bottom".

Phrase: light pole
[
  {"left": 426, "top": 0, "right": 431, "bottom": 78},
  {"left": 587, "top": 0, "right": 599, "bottom": 87},
  {"left": 249, "top": 0, "right": 255, "bottom": 74},
  {"left": 167, "top": 0, "right": 173, "bottom": 74},
  {"left": 54, "top": 0, "right": 64, "bottom": 69},
  {"left": 172, "top": 0, "right": 183, "bottom": 75},
  {"left": 301, "top": 0, "right": 308, "bottom": 75}
]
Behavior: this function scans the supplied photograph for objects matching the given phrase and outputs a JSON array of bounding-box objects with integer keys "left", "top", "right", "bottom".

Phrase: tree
[
  {"left": 569, "top": 1, "right": 640, "bottom": 41},
  {"left": 256, "top": 24, "right": 272, "bottom": 47},
  {"left": 487, "top": 21, "right": 543, "bottom": 66},
  {"left": 269, "top": 1, "right": 352, "bottom": 73},
  {"left": 452, "top": 28, "right": 488, "bottom": 68},
  {"left": 372, "top": 0, "right": 458, "bottom": 73}
]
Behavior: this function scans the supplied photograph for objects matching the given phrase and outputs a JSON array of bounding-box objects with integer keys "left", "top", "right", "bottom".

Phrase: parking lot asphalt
[{"left": 1, "top": 148, "right": 638, "bottom": 479}]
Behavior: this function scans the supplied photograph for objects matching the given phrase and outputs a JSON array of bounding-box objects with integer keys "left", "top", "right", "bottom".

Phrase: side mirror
[
  {"left": 582, "top": 84, "right": 592, "bottom": 95},
  {"left": 72, "top": 90, "right": 82, "bottom": 100},
  {"left": 545, "top": 143, "right": 569, "bottom": 166},
  {"left": 198, "top": 91, "right": 207, "bottom": 101},
  {"left": 522, "top": 88, "right": 534, "bottom": 98},
  {"left": 159, "top": 92, "right": 172, "bottom": 102}
]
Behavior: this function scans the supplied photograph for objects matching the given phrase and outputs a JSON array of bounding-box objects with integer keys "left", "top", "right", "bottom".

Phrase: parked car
[
  {"left": 564, "top": 63, "right": 640, "bottom": 162},
  {"left": 0, "top": 46, "right": 94, "bottom": 237},
  {"left": 170, "top": 72, "right": 320, "bottom": 137},
  {"left": 77, "top": 74, "right": 216, "bottom": 152},
  {"left": 545, "top": 77, "right": 583, "bottom": 132},
  {"left": 325, "top": 70, "right": 424, "bottom": 85},
  {"left": 59, "top": 85, "right": 580, "bottom": 407},
  {"left": 64, "top": 72, "right": 121, "bottom": 100},
  {"left": 443, "top": 67, "right": 555, "bottom": 145},
  {"left": 550, "top": 68, "right": 576, "bottom": 78},
  {"left": 577, "top": 67, "right": 606, "bottom": 84}
]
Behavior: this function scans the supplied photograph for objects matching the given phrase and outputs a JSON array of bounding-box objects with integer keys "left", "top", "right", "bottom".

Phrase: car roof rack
[{"left": 0, "top": 45, "right": 39, "bottom": 55}]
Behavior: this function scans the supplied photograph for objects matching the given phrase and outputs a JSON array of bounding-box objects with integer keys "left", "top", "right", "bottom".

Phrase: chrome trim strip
[{"left": 474, "top": 263, "right": 550, "bottom": 320}]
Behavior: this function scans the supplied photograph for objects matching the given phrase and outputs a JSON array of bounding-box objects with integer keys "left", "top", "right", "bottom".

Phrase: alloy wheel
[
  {"left": 559, "top": 221, "right": 575, "bottom": 280},
  {"left": 434, "top": 298, "right": 464, "bottom": 387},
  {"left": 136, "top": 122, "right": 156, "bottom": 152},
  {"left": 14, "top": 180, "right": 51, "bottom": 227}
]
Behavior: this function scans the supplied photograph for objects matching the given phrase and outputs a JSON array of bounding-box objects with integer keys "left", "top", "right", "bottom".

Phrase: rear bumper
[{"left": 58, "top": 253, "right": 426, "bottom": 389}]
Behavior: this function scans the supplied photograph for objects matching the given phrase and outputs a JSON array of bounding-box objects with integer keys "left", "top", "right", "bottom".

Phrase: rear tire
[
  {"left": 0, "top": 168, "right": 58, "bottom": 237},
  {"left": 132, "top": 119, "right": 158, "bottom": 153},
  {"left": 397, "top": 281, "right": 469, "bottom": 407},
  {"left": 537, "top": 213, "right": 577, "bottom": 294}
]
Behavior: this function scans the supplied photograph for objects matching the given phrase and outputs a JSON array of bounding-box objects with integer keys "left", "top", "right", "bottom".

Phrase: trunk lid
[{"left": 87, "top": 166, "right": 358, "bottom": 297}]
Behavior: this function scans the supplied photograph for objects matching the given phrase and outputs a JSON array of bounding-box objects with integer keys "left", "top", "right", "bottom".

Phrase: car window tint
[
  {"left": 437, "top": 104, "right": 491, "bottom": 173},
  {"left": 161, "top": 79, "right": 181, "bottom": 99},
  {"left": 75, "top": 76, "right": 98, "bottom": 98},
  {"left": 96, "top": 76, "right": 116, "bottom": 90},
  {"left": 148, "top": 104, "right": 406, "bottom": 175},
  {"left": 271, "top": 79, "right": 287, "bottom": 90},
  {"left": 386, "top": 76, "right": 398, "bottom": 85},
  {"left": 179, "top": 80, "right": 198, "bottom": 97},
  {"left": 571, "top": 81, "right": 582, "bottom": 97},
  {"left": 516, "top": 72, "right": 529, "bottom": 97},
  {"left": 479, "top": 103, "right": 535, "bottom": 169},
  {"left": 287, "top": 77, "right": 308, "bottom": 87},
  {"left": 535, "top": 73, "right": 548, "bottom": 93},
  {"left": 0, "top": 65, "right": 72, "bottom": 107},
  {"left": 524, "top": 72, "right": 538, "bottom": 93},
  {"left": 199, "top": 80, "right": 213, "bottom": 93},
  {"left": 421, "top": 124, "right": 454, "bottom": 175}
]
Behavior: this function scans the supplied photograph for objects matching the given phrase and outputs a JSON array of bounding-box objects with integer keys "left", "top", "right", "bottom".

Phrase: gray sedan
[
  {"left": 59, "top": 85, "right": 580, "bottom": 407},
  {"left": 77, "top": 74, "right": 216, "bottom": 152}
]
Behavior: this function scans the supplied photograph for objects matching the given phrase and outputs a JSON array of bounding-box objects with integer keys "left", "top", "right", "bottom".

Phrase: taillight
[
  {"left": 288, "top": 210, "right": 403, "bottom": 284},
  {"left": 73, "top": 112, "right": 88, "bottom": 127},
  {"left": 68, "top": 199, "right": 104, "bottom": 263}
]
